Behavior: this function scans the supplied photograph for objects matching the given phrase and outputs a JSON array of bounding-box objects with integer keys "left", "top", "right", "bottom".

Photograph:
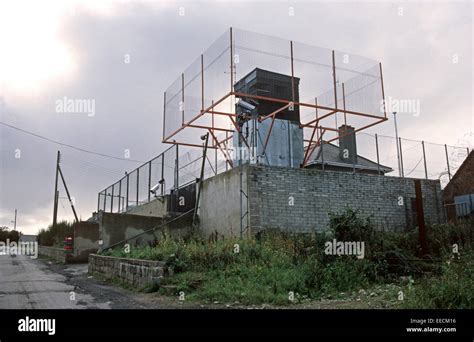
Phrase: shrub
[{"left": 37, "top": 221, "right": 74, "bottom": 246}]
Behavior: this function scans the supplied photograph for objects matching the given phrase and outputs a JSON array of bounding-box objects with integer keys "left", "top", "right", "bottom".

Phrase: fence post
[
  {"left": 399, "top": 137, "right": 404, "bottom": 178},
  {"left": 126, "top": 173, "right": 129, "bottom": 211},
  {"left": 422, "top": 141, "right": 428, "bottom": 179},
  {"left": 163, "top": 92, "right": 166, "bottom": 143},
  {"left": 225, "top": 132, "right": 229, "bottom": 171},
  {"left": 352, "top": 130, "right": 356, "bottom": 174},
  {"left": 97, "top": 192, "right": 100, "bottom": 212},
  {"left": 175, "top": 144, "right": 179, "bottom": 190},
  {"left": 148, "top": 160, "right": 152, "bottom": 203},
  {"left": 331, "top": 50, "right": 337, "bottom": 111},
  {"left": 201, "top": 54, "right": 204, "bottom": 111},
  {"left": 290, "top": 40, "right": 295, "bottom": 102},
  {"left": 136, "top": 168, "right": 139, "bottom": 206},
  {"left": 118, "top": 180, "right": 122, "bottom": 212},
  {"left": 321, "top": 140, "right": 325, "bottom": 171},
  {"left": 445, "top": 144, "right": 451, "bottom": 180},
  {"left": 375, "top": 134, "right": 380, "bottom": 175},
  {"left": 230, "top": 27, "right": 234, "bottom": 92},
  {"left": 111, "top": 184, "right": 114, "bottom": 213},
  {"left": 181, "top": 73, "right": 185, "bottom": 125},
  {"left": 161, "top": 154, "right": 165, "bottom": 196},
  {"left": 414, "top": 179, "right": 427, "bottom": 255}
]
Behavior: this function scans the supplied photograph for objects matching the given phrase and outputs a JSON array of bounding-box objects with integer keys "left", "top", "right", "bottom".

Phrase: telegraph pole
[
  {"left": 58, "top": 165, "right": 79, "bottom": 223},
  {"left": 393, "top": 112, "right": 402, "bottom": 177},
  {"left": 52, "top": 151, "right": 60, "bottom": 228},
  {"left": 11, "top": 209, "right": 17, "bottom": 230}
]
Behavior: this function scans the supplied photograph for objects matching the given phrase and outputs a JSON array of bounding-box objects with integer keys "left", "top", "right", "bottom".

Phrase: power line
[
  {"left": 61, "top": 161, "right": 125, "bottom": 179},
  {"left": 0, "top": 121, "right": 144, "bottom": 163},
  {"left": 61, "top": 156, "right": 126, "bottom": 178}
]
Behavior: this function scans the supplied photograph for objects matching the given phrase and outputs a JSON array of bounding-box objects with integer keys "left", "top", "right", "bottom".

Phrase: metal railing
[{"left": 97, "top": 143, "right": 228, "bottom": 213}]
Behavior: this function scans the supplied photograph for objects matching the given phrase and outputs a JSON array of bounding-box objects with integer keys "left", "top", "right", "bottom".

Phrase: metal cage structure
[{"left": 162, "top": 27, "right": 387, "bottom": 167}]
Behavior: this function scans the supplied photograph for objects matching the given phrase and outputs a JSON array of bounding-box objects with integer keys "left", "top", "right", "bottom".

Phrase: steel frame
[
  {"left": 163, "top": 89, "right": 387, "bottom": 167},
  {"left": 162, "top": 28, "right": 387, "bottom": 168}
]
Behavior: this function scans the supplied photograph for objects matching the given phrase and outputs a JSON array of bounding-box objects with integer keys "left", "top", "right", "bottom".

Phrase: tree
[
  {"left": 0, "top": 226, "right": 8, "bottom": 242},
  {"left": 0, "top": 226, "right": 21, "bottom": 242}
]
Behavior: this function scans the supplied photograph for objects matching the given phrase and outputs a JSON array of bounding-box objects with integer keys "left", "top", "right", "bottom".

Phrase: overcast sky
[{"left": 0, "top": 0, "right": 472, "bottom": 235}]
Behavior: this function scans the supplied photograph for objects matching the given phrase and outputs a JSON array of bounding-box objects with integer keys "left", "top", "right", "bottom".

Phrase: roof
[
  {"left": 19, "top": 235, "right": 37, "bottom": 242},
  {"left": 443, "top": 150, "right": 474, "bottom": 200},
  {"left": 446, "top": 150, "right": 473, "bottom": 185},
  {"left": 306, "top": 141, "right": 393, "bottom": 173}
]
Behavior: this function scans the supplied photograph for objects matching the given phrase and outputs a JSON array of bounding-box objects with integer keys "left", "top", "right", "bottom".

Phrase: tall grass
[{"left": 101, "top": 210, "right": 473, "bottom": 307}]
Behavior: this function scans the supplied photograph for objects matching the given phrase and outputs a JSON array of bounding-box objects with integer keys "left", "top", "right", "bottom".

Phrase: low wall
[
  {"left": 127, "top": 196, "right": 169, "bottom": 217},
  {"left": 38, "top": 246, "right": 69, "bottom": 263},
  {"left": 98, "top": 212, "right": 192, "bottom": 251},
  {"left": 88, "top": 254, "right": 168, "bottom": 288}
]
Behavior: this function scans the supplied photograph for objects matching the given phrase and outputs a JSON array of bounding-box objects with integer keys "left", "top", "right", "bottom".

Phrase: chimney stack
[{"left": 338, "top": 125, "right": 358, "bottom": 164}]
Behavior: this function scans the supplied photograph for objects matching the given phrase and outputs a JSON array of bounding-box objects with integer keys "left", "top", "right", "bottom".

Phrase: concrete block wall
[
  {"left": 88, "top": 254, "right": 168, "bottom": 288},
  {"left": 198, "top": 164, "right": 445, "bottom": 237},
  {"left": 248, "top": 165, "right": 445, "bottom": 233}
]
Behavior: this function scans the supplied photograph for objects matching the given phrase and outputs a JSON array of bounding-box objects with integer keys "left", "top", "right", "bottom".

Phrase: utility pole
[
  {"left": 193, "top": 134, "right": 209, "bottom": 228},
  {"left": 393, "top": 112, "right": 402, "bottom": 177},
  {"left": 52, "top": 151, "right": 60, "bottom": 228},
  {"left": 58, "top": 165, "right": 79, "bottom": 223},
  {"left": 11, "top": 209, "right": 17, "bottom": 230}
]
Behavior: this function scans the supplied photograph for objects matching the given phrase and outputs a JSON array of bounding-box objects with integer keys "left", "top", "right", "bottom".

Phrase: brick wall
[
  {"left": 247, "top": 165, "right": 445, "bottom": 234},
  {"left": 88, "top": 254, "right": 169, "bottom": 288},
  {"left": 443, "top": 152, "right": 474, "bottom": 203}
]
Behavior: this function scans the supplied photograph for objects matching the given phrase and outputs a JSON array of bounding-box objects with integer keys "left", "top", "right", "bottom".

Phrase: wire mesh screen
[
  {"left": 163, "top": 76, "right": 182, "bottom": 141},
  {"left": 352, "top": 132, "right": 471, "bottom": 187},
  {"left": 183, "top": 55, "right": 202, "bottom": 125},
  {"left": 162, "top": 27, "right": 385, "bottom": 148}
]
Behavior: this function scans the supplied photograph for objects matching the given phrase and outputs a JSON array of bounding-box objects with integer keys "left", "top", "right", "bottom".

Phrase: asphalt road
[
  {"left": 0, "top": 254, "right": 109, "bottom": 309},
  {"left": 0, "top": 253, "right": 199, "bottom": 309}
]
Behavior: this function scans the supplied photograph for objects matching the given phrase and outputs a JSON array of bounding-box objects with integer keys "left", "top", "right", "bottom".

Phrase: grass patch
[
  {"left": 401, "top": 251, "right": 474, "bottom": 309},
  {"left": 101, "top": 210, "right": 473, "bottom": 308}
]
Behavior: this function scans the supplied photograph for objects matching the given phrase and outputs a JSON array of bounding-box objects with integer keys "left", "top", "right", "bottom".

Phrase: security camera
[
  {"left": 237, "top": 99, "right": 256, "bottom": 112},
  {"left": 150, "top": 179, "right": 165, "bottom": 195},
  {"left": 150, "top": 183, "right": 160, "bottom": 194}
]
